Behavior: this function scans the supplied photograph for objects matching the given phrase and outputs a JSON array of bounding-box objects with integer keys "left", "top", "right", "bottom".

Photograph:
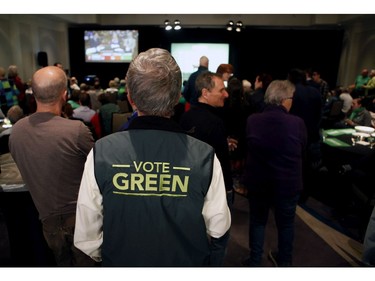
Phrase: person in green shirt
[
  {"left": 354, "top": 68, "right": 370, "bottom": 90},
  {"left": 345, "top": 97, "right": 372, "bottom": 127},
  {"left": 362, "top": 69, "right": 375, "bottom": 96},
  {"left": 118, "top": 79, "right": 127, "bottom": 100}
]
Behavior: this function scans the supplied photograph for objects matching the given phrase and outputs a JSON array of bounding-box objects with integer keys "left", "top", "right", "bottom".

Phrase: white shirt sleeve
[
  {"left": 74, "top": 149, "right": 103, "bottom": 262},
  {"left": 202, "top": 154, "right": 231, "bottom": 238}
]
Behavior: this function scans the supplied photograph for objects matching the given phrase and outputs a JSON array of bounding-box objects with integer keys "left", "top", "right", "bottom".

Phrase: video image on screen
[
  {"left": 84, "top": 30, "right": 139, "bottom": 63},
  {"left": 171, "top": 43, "right": 229, "bottom": 82}
]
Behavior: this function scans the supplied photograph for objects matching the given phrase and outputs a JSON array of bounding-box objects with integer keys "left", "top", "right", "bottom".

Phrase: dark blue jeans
[
  {"left": 209, "top": 190, "right": 233, "bottom": 266},
  {"left": 248, "top": 192, "right": 300, "bottom": 266}
]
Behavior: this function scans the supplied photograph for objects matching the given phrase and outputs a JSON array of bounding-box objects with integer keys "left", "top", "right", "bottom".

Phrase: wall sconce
[
  {"left": 227, "top": 20, "right": 243, "bottom": 32},
  {"left": 164, "top": 19, "right": 182, "bottom": 31}
]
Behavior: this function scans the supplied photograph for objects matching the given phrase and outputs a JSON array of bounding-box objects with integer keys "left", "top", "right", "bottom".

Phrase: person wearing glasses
[{"left": 242, "top": 80, "right": 307, "bottom": 267}]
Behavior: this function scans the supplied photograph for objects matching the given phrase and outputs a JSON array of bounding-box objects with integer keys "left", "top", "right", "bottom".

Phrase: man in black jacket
[
  {"left": 182, "top": 56, "right": 209, "bottom": 105},
  {"left": 180, "top": 71, "right": 235, "bottom": 266}
]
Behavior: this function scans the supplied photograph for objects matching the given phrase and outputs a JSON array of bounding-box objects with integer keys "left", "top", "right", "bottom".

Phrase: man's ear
[
  {"left": 127, "top": 91, "right": 136, "bottom": 108},
  {"left": 201, "top": 88, "right": 209, "bottom": 99},
  {"left": 62, "top": 90, "right": 67, "bottom": 102}
]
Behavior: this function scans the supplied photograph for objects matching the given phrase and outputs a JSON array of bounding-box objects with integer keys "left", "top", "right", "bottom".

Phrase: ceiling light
[
  {"left": 236, "top": 21, "right": 243, "bottom": 32},
  {"left": 226, "top": 20, "right": 234, "bottom": 31},
  {"left": 164, "top": 20, "right": 172, "bottom": 31},
  {"left": 174, "top": 19, "right": 181, "bottom": 30}
]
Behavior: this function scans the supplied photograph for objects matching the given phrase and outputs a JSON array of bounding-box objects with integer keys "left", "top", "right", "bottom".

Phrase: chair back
[
  {"left": 112, "top": 112, "right": 132, "bottom": 133},
  {"left": 329, "top": 100, "right": 344, "bottom": 117},
  {"left": 370, "top": 111, "right": 375, "bottom": 128},
  {"left": 117, "top": 100, "right": 131, "bottom": 113}
]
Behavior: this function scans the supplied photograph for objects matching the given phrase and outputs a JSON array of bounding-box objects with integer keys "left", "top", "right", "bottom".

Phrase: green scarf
[{"left": 349, "top": 107, "right": 364, "bottom": 120}]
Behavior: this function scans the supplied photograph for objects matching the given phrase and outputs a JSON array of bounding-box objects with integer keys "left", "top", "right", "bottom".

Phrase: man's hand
[{"left": 227, "top": 137, "right": 238, "bottom": 151}]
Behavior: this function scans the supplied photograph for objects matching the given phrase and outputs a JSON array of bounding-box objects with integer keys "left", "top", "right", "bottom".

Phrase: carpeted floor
[
  {"left": 0, "top": 192, "right": 360, "bottom": 267},
  {"left": 224, "top": 194, "right": 362, "bottom": 267},
  {"left": 0, "top": 153, "right": 366, "bottom": 267}
]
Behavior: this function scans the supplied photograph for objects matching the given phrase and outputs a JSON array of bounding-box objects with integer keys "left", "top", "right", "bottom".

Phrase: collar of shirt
[
  {"left": 263, "top": 104, "right": 288, "bottom": 114},
  {"left": 128, "top": 115, "right": 184, "bottom": 133}
]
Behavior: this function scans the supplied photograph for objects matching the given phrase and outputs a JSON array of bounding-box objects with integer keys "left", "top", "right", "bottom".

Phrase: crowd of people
[{"left": 1, "top": 50, "right": 375, "bottom": 267}]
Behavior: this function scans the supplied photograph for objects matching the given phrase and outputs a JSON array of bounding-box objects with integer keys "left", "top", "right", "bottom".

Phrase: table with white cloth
[
  {"left": 321, "top": 128, "right": 375, "bottom": 238},
  {"left": 322, "top": 128, "right": 374, "bottom": 169}
]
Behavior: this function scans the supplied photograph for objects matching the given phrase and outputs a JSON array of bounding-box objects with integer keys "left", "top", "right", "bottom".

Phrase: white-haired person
[
  {"left": 242, "top": 80, "right": 307, "bottom": 266},
  {"left": 74, "top": 48, "right": 231, "bottom": 266}
]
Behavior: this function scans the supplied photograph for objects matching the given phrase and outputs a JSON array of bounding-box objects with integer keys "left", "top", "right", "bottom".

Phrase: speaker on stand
[{"left": 37, "top": 52, "right": 48, "bottom": 67}]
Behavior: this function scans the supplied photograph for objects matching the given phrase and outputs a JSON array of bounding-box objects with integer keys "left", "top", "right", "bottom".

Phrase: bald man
[
  {"left": 9, "top": 66, "right": 95, "bottom": 266},
  {"left": 182, "top": 55, "right": 209, "bottom": 105}
]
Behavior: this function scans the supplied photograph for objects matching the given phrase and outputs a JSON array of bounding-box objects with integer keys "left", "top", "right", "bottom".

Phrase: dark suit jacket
[
  {"left": 180, "top": 102, "right": 233, "bottom": 191},
  {"left": 182, "top": 66, "right": 208, "bottom": 105},
  {"left": 243, "top": 105, "right": 307, "bottom": 196}
]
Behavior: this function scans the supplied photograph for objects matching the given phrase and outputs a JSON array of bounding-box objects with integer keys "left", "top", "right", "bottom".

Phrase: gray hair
[
  {"left": 264, "top": 80, "right": 295, "bottom": 106},
  {"left": 195, "top": 71, "right": 222, "bottom": 98},
  {"left": 126, "top": 48, "right": 182, "bottom": 117}
]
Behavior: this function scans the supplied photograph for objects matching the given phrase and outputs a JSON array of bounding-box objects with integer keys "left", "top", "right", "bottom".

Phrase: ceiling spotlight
[
  {"left": 164, "top": 20, "right": 172, "bottom": 31},
  {"left": 226, "top": 20, "right": 234, "bottom": 31},
  {"left": 236, "top": 21, "right": 243, "bottom": 32},
  {"left": 174, "top": 19, "right": 181, "bottom": 30}
]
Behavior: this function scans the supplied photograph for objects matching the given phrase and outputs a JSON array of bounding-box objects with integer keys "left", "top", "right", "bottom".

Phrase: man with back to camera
[
  {"left": 182, "top": 55, "right": 209, "bottom": 105},
  {"left": 242, "top": 80, "right": 307, "bottom": 266},
  {"left": 9, "top": 66, "right": 95, "bottom": 266},
  {"left": 74, "top": 48, "right": 231, "bottom": 266}
]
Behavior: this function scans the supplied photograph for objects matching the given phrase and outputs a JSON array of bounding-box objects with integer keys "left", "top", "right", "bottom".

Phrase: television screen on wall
[
  {"left": 171, "top": 43, "right": 230, "bottom": 82},
  {"left": 84, "top": 30, "right": 139, "bottom": 63}
]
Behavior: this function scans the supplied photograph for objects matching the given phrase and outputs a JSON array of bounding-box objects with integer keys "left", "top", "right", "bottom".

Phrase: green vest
[{"left": 94, "top": 129, "right": 215, "bottom": 266}]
